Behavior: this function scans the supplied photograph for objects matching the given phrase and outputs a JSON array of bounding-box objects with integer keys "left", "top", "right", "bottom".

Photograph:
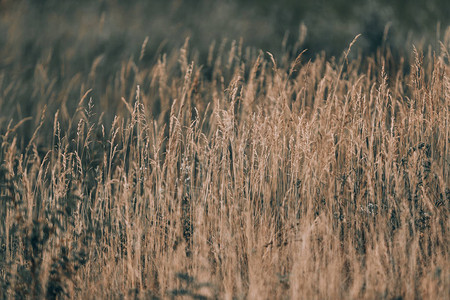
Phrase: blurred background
[
  {"left": 1, "top": 0, "right": 448, "bottom": 60},
  {"left": 0, "top": 0, "right": 449, "bottom": 130}
]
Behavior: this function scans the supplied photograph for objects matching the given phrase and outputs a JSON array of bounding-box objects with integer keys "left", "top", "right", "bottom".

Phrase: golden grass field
[{"left": 0, "top": 16, "right": 449, "bottom": 299}]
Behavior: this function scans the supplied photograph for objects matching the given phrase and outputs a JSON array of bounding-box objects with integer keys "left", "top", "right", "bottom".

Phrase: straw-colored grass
[{"left": 0, "top": 28, "right": 449, "bottom": 299}]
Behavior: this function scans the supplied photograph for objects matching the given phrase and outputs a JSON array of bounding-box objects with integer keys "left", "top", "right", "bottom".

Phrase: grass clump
[{"left": 0, "top": 27, "right": 449, "bottom": 299}]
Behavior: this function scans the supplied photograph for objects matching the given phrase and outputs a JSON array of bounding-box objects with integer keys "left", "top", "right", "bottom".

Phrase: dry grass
[{"left": 1, "top": 27, "right": 449, "bottom": 299}]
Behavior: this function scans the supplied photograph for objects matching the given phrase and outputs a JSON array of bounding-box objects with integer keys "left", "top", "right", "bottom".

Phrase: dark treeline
[{"left": 2, "top": 0, "right": 448, "bottom": 58}]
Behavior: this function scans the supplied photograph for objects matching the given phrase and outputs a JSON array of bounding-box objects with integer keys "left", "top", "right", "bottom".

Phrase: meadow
[{"left": 0, "top": 2, "right": 449, "bottom": 299}]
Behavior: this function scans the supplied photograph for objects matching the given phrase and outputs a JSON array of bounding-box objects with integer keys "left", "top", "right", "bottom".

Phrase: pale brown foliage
[{"left": 1, "top": 31, "right": 449, "bottom": 299}]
